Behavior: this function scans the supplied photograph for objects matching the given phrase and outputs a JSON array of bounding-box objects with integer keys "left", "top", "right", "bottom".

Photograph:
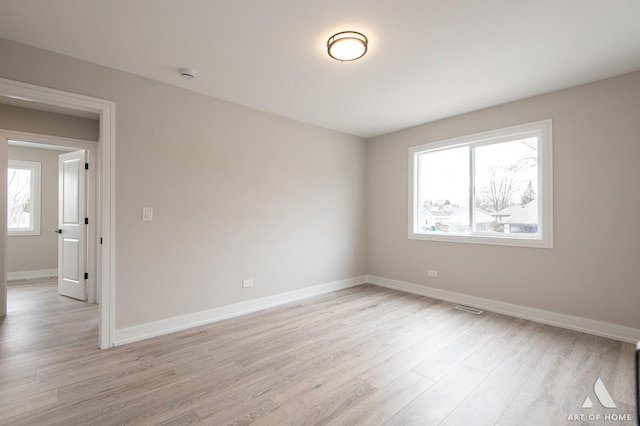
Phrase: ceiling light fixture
[{"left": 327, "top": 31, "right": 368, "bottom": 62}]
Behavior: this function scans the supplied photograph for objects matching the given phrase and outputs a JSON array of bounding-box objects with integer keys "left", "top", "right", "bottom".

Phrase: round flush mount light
[
  {"left": 179, "top": 68, "right": 196, "bottom": 80},
  {"left": 327, "top": 31, "right": 368, "bottom": 62}
]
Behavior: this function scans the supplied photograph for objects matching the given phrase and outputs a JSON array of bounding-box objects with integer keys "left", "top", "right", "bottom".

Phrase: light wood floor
[{"left": 0, "top": 282, "right": 635, "bottom": 425}]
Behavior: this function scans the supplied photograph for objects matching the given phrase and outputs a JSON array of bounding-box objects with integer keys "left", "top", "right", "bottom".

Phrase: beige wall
[
  {"left": 0, "top": 104, "right": 98, "bottom": 141},
  {"left": 6, "top": 145, "right": 59, "bottom": 274},
  {"left": 0, "top": 38, "right": 368, "bottom": 328},
  {"left": 367, "top": 70, "right": 640, "bottom": 329},
  {"left": 1, "top": 36, "right": 638, "bottom": 335}
]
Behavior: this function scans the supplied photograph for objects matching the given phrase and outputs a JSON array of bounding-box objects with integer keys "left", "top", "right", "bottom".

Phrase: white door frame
[{"left": 0, "top": 78, "right": 115, "bottom": 349}]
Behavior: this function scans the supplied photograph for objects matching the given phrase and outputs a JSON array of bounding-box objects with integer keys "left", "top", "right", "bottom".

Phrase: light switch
[{"left": 142, "top": 207, "right": 153, "bottom": 221}]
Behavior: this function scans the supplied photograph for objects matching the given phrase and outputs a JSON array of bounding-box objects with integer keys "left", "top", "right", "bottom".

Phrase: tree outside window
[{"left": 7, "top": 160, "right": 41, "bottom": 236}]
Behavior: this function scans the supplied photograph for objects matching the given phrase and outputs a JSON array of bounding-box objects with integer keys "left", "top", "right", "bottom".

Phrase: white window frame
[
  {"left": 408, "top": 119, "right": 553, "bottom": 248},
  {"left": 7, "top": 159, "right": 41, "bottom": 236}
]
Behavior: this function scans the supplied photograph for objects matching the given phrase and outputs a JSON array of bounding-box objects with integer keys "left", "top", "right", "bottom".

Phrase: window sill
[
  {"left": 8, "top": 231, "right": 41, "bottom": 237},
  {"left": 409, "top": 231, "right": 553, "bottom": 249}
]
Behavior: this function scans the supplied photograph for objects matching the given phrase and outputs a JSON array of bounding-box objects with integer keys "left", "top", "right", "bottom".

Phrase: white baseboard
[
  {"left": 367, "top": 275, "right": 640, "bottom": 344},
  {"left": 114, "top": 273, "right": 639, "bottom": 347},
  {"left": 114, "top": 275, "right": 368, "bottom": 346},
  {"left": 7, "top": 269, "right": 58, "bottom": 281}
]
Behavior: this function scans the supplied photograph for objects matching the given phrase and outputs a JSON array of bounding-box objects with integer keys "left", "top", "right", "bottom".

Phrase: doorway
[
  {"left": 6, "top": 135, "right": 96, "bottom": 303},
  {"left": 0, "top": 77, "right": 115, "bottom": 348}
]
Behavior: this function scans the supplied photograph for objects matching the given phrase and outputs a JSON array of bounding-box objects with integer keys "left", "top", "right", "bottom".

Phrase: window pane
[
  {"left": 473, "top": 137, "right": 539, "bottom": 234},
  {"left": 409, "top": 120, "right": 552, "bottom": 248},
  {"left": 417, "top": 146, "right": 469, "bottom": 233},
  {"left": 7, "top": 167, "right": 33, "bottom": 230}
]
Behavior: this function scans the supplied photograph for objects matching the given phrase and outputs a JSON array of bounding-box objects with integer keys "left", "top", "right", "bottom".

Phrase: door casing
[{"left": 0, "top": 78, "right": 115, "bottom": 349}]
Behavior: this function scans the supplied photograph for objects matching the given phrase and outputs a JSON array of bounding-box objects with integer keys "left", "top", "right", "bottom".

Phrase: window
[
  {"left": 409, "top": 120, "right": 553, "bottom": 248},
  {"left": 7, "top": 159, "right": 41, "bottom": 236}
]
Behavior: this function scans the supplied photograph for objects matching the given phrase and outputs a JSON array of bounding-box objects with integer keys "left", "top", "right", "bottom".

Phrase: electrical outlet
[
  {"left": 242, "top": 279, "right": 254, "bottom": 288},
  {"left": 428, "top": 270, "right": 438, "bottom": 278}
]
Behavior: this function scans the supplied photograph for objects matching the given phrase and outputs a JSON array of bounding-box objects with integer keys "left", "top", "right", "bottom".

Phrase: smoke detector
[{"left": 179, "top": 68, "right": 196, "bottom": 80}]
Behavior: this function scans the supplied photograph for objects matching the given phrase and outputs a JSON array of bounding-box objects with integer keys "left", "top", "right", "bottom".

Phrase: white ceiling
[{"left": 1, "top": 0, "right": 639, "bottom": 138}]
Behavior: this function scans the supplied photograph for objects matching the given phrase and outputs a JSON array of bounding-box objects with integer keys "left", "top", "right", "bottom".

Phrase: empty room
[{"left": 1, "top": 1, "right": 639, "bottom": 425}]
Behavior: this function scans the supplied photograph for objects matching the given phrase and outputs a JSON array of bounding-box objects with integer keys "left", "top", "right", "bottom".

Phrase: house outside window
[
  {"left": 7, "top": 159, "right": 41, "bottom": 236},
  {"left": 409, "top": 120, "right": 553, "bottom": 248}
]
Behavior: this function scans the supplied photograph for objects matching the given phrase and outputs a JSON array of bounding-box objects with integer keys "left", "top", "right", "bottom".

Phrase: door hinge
[
  {"left": 84, "top": 272, "right": 89, "bottom": 280},
  {"left": 100, "top": 237, "right": 103, "bottom": 244},
  {"left": 85, "top": 162, "right": 89, "bottom": 170},
  {"left": 85, "top": 217, "right": 89, "bottom": 225}
]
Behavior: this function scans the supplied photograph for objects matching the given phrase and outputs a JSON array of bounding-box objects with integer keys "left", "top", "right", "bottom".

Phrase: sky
[{"left": 418, "top": 137, "right": 538, "bottom": 209}]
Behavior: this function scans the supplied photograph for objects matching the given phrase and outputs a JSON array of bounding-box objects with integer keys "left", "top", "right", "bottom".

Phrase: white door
[{"left": 57, "top": 150, "right": 87, "bottom": 301}]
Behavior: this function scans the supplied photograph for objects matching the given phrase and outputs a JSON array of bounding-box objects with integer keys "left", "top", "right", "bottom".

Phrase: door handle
[{"left": 55, "top": 229, "right": 63, "bottom": 234}]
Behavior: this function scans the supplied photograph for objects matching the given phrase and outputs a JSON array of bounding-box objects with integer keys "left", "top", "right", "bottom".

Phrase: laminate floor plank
[
  {"left": 331, "top": 370, "right": 435, "bottom": 426},
  {"left": 460, "top": 317, "right": 537, "bottom": 373},
  {"left": 357, "top": 331, "right": 458, "bottom": 389},
  {"left": 196, "top": 395, "right": 285, "bottom": 426},
  {"left": 547, "top": 334, "right": 634, "bottom": 425},
  {"left": 0, "top": 387, "right": 58, "bottom": 423},
  {"left": 439, "top": 323, "right": 563, "bottom": 426},
  {"left": 411, "top": 315, "right": 509, "bottom": 382},
  {"left": 287, "top": 378, "right": 378, "bottom": 425},
  {"left": 496, "top": 328, "right": 583, "bottom": 426},
  {"left": 383, "top": 363, "right": 488, "bottom": 426},
  {"left": 270, "top": 366, "right": 358, "bottom": 415},
  {"left": 1, "top": 282, "right": 635, "bottom": 425},
  {"left": 614, "top": 341, "right": 636, "bottom": 407}
]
